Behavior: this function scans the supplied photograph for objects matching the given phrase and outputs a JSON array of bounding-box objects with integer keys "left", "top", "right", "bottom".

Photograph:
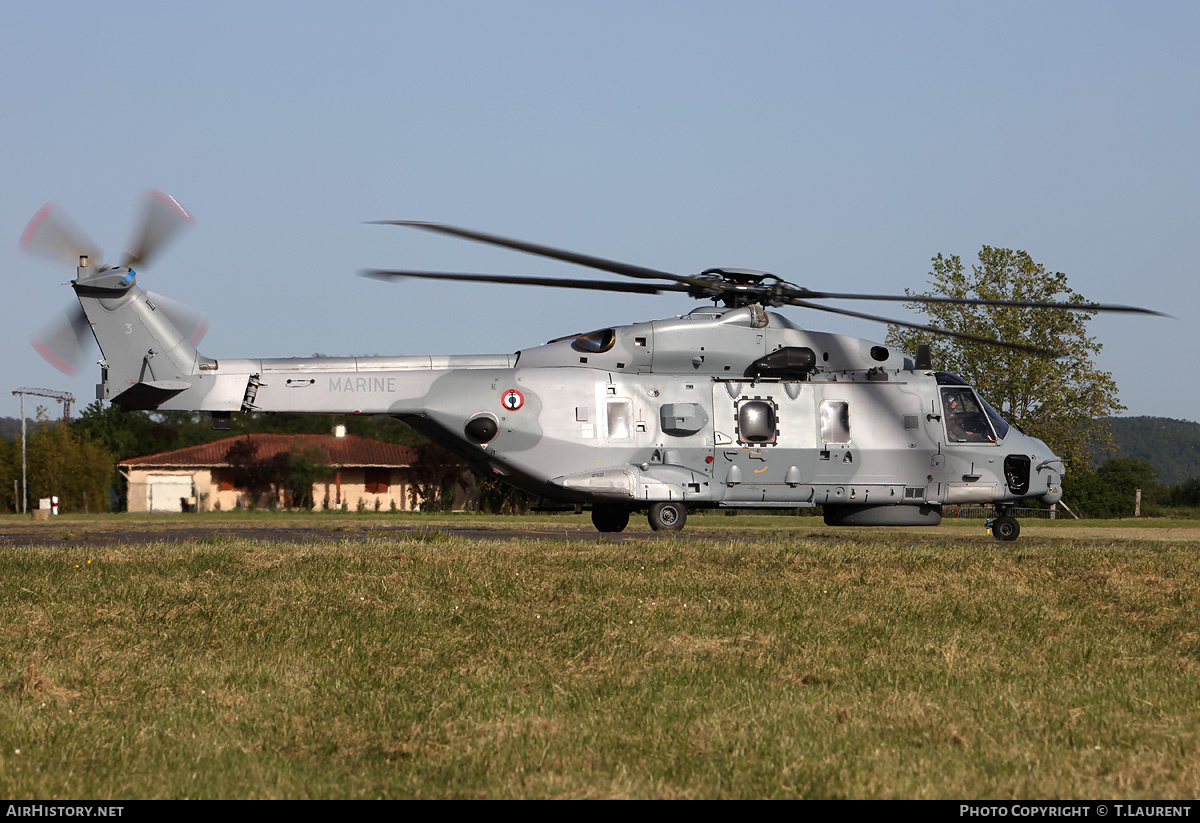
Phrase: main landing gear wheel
[
  {"left": 647, "top": 501, "right": 687, "bottom": 532},
  {"left": 591, "top": 504, "right": 630, "bottom": 533},
  {"left": 992, "top": 514, "right": 1020, "bottom": 542}
]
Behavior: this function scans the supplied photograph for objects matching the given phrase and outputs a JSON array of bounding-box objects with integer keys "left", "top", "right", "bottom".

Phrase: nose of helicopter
[{"left": 1030, "top": 438, "right": 1064, "bottom": 505}]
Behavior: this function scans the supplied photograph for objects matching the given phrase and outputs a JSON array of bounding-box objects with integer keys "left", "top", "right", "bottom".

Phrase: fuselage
[{"left": 75, "top": 263, "right": 1062, "bottom": 526}]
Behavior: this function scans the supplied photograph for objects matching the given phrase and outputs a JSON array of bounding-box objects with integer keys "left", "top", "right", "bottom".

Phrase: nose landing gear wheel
[
  {"left": 591, "top": 504, "right": 630, "bottom": 533},
  {"left": 648, "top": 501, "right": 687, "bottom": 532},
  {"left": 992, "top": 514, "right": 1020, "bottom": 542}
]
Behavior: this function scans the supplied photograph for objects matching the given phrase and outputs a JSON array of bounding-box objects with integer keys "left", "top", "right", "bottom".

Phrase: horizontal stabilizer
[{"left": 112, "top": 380, "right": 191, "bottom": 410}]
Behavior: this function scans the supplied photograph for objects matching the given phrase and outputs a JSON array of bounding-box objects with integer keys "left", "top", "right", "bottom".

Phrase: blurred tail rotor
[
  {"left": 146, "top": 291, "right": 208, "bottom": 346},
  {"left": 30, "top": 305, "right": 92, "bottom": 376},
  {"left": 122, "top": 189, "right": 193, "bottom": 269},
  {"left": 21, "top": 189, "right": 205, "bottom": 375},
  {"left": 20, "top": 202, "right": 103, "bottom": 268}
]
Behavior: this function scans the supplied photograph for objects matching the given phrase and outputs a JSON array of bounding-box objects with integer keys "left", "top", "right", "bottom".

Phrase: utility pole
[{"left": 11, "top": 388, "right": 76, "bottom": 514}]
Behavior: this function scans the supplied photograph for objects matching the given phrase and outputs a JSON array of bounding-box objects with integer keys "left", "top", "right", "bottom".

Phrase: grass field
[{"left": 2, "top": 512, "right": 1199, "bottom": 798}]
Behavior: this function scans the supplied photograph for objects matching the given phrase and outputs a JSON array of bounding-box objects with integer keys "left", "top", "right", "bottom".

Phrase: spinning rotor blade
[
  {"left": 30, "top": 304, "right": 94, "bottom": 375},
  {"left": 361, "top": 268, "right": 690, "bottom": 296},
  {"left": 122, "top": 189, "right": 193, "bottom": 269},
  {"left": 376, "top": 221, "right": 703, "bottom": 286},
  {"left": 20, "top": 203, "right": 102, "bottom": 268},
  {"left": 146, "top": 291, "right": 208, "bottom": 346},
  {"left": 21, "top": 190, "right": 202, "bottom": 374},
  {"left": 792, "top": 289, "right": 1170, "bottom": 318},
  {"left": 371, "top": 221, "right": 1163, "bottom": 354},
  {"left": 784, "top": 297, "right": 1060, "bottom": 356}
]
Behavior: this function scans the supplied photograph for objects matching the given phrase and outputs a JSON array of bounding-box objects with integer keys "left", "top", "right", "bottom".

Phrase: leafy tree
[
  {"left": 477, "top": 475, "right": 537, "bottom": 514},
  {"left": 73, "top": 402, "right": 219, "bottom": 460},
  {"left": 287, "top": 447, "right": 333, "bottom": 510},
  {"left": 886, "top": 247, "right": 1123, "bottom": 465},
  {"left": 1166, "top": 477, "right": 1200, "bottom": 509},
  {"left": 224, "top": 439, "right": 293, "bottom": 509},
  {"left": 0, "top": 437, "right": 17, "bottom": 513},
  {"left": 406, "top": 442, "right": 470, "bottom": 512},
  {"left": 24, "top": 418, "right": 115, "bottom": 513},
  {"left": 220, "top": 439, "right": 333, "bottom": 510},
  {"left": 1065, "top": 458, "right": 1162, "bottom": 518}
]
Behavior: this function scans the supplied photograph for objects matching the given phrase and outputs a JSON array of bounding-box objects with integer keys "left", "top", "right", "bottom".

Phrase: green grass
[{"left": 1, "top": 518, "right": 1199, "bottom": 798}]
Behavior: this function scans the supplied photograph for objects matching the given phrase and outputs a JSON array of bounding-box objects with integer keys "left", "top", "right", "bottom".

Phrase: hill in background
[
  {"left": 1107, "top": 417, "right": 1200, "bottom": 485},
  {"left": 0, "top": 417, "right": 41, "bottom": 441}
]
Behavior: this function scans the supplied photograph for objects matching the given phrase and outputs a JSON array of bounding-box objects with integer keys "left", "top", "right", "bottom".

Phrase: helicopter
[{"left": 22, "top": 193, "right": 1165, "bottom": 541}]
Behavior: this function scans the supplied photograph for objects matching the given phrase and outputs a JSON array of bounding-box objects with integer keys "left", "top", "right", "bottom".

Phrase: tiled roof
[{"left": 119, "top": 433, "right": 419, "bottom": 468}]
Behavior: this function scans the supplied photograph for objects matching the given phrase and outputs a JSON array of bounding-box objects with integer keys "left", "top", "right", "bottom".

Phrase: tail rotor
[{"left": 21, "top": 189, "right": 204, "bottom": 375}]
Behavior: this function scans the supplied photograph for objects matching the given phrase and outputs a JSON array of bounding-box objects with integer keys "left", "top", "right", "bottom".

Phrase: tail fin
[{"left": 73, "top": 261, "right": 206, "bottom": 409}]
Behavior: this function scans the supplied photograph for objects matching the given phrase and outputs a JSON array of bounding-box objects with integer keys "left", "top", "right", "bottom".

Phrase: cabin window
[
  {"left": 605, "top": 398, "right": 632, "bottom": 441},
  {"left": 941, "top": 387, "right": 998, "bottom": 443},
  {"left": 736, "top": 398, "right": 777, "bottom": 444},
  {"left": 820, "top": 401, "right": 851, "bottom": 444}
]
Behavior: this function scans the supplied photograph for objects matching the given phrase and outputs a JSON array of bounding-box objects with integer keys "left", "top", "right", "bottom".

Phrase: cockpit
[{"left": 935, "top": 372, "right": 1010, "bottom": 444}]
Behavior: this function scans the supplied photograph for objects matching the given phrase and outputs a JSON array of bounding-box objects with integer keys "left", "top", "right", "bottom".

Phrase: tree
[
  {"left": 885, "top": 247, "right": 1123, "bottom": 465},
  {"left": 0, "top": 436, "right": 17, "bottom": 513},
  {"left": 24, "top": 418, "right": 115, "bottom": 513},
  {"left": 406, "top": 442, "right": 471, "bottom": 512},
  {"left": 1066, "top": 459, "right": 1162, "bottom": 518},
  {"left": 477, "top": 475, "right": 537, "bottom": 514},
  {"left": 287, "top": 447, "right": 333, "bottom": 510},
  {"left": 224, "top": 439, "right": 292, "bottom": 509},
  {"left": 1166, "top": 477, "right": 1200, "bottom": 509}
]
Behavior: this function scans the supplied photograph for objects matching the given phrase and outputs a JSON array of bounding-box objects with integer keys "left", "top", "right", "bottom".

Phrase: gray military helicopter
[{"left": 23, "top": 193, "right": 1164, "bottom": 540}]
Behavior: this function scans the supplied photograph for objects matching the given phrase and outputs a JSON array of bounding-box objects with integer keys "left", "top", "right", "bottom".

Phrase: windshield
[
  {"left": 941, "top": 386, "right": 999, "bottom": 443},
  {"left": 978, "top": 395, "right": 1010, "bottom": 439}
]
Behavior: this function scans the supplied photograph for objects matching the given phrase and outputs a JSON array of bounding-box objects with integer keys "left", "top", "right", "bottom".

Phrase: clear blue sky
[{"left": 2, "top": 1, "right": 1194, "bottom": 423}]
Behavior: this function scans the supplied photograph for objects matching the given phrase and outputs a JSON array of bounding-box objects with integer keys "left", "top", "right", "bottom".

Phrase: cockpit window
[
  {"left": 979, "top": 396, "right": 1010, "bottom": 440},
  {"left": 941, "top": 387, "right": 998, "bottom": 443},
  {"left": 573, "top": 329, "right": 616, "bottom": 353}
]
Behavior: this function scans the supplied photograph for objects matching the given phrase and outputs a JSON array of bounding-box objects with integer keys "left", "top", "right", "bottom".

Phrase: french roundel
[{"left": 501, "top": 389, "right": 524, "bottom": 411}]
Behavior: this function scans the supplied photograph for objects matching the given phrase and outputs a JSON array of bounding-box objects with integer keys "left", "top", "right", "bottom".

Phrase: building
[{"left": 119, "top": 433, "right": 421, "bottom": 513}]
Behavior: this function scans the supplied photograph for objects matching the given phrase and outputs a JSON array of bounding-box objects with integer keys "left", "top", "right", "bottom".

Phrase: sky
[{"left": 1, "top": 1, "right": 1195, "bottom": 423}]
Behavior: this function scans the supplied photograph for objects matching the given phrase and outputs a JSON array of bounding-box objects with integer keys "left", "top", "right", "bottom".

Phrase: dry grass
[{"left": 0, "top": 516, "right": 1198, "bottom": 798}]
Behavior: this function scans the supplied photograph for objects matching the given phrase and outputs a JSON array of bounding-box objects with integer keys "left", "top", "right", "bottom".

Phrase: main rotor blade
[
  {"left": 375, "top": 221, "right": 703, "bottom": 286},
  {"left": 362, "top": 268, "right": 691, "bottom": 295},
  {"left": 122, "top": 189, "right": 193, "bottom": 269},
  {"left": 793, "top": 289, "right": 1170, "bottom": 317},
  {"left": 20, "top": 203, "right": 102, "bottom": 268},
  {"left": 785, "top": 297, "right": 1061, "bottom": 357}
]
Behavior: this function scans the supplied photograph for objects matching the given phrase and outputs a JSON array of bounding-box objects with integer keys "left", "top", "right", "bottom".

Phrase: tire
[
  {"left": 591, "top": 504, "right": 630, "bottom": 533},
  {"left": 647, "top": 501, "right": 687, "bottom": 532},
  {"left": 992, "top": 515, "right": 1020, "bottom": 542}
]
